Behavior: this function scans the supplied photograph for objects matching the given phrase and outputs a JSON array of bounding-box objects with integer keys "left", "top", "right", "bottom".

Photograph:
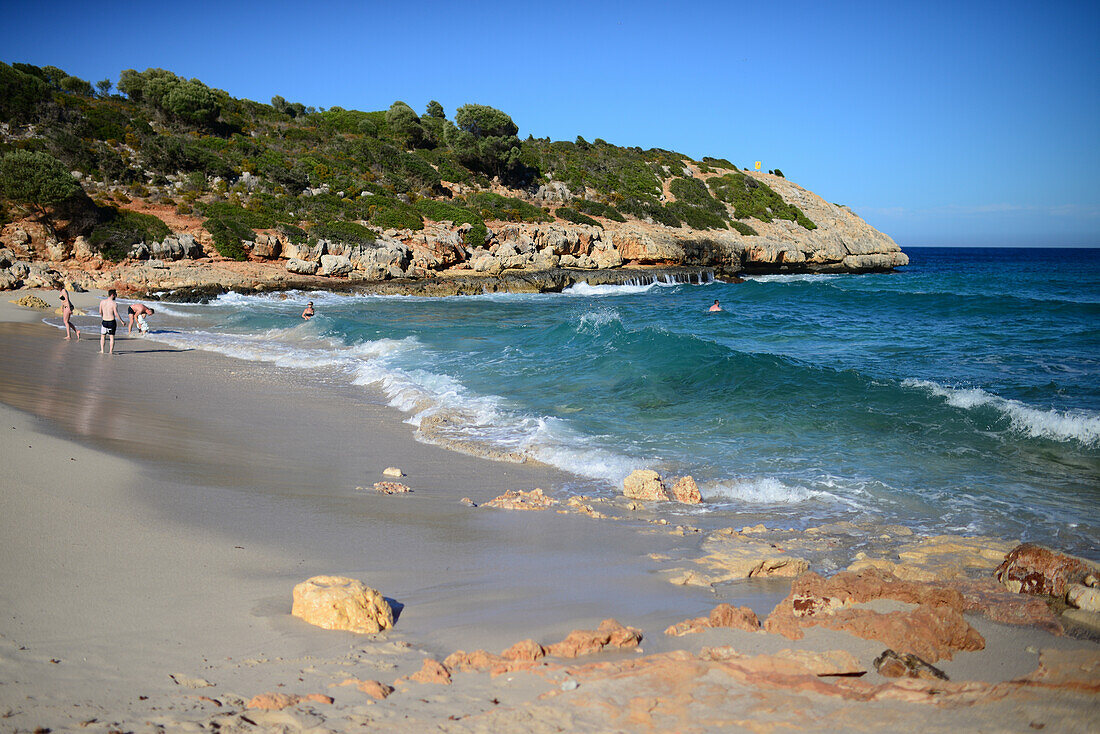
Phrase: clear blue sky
[{"left": 3, "top": 0, "right": 1097, "bottom": 246}]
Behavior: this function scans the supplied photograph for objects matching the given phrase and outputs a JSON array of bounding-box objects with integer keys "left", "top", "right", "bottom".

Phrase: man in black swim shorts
[{"left": 98, "top": 289, "right": 120, "bottom": 354}]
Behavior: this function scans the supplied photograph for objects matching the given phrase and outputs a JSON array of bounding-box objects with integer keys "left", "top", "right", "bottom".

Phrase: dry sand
[{"left": 0, "top": 290, "right": 1097, "bottom": 732}]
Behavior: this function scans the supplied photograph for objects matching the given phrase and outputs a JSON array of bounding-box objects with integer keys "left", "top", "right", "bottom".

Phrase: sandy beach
[{"left": 1, "top": 289, "right": 1098, "bottom": 733}]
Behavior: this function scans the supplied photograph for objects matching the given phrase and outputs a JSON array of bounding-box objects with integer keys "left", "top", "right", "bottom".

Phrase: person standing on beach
[
  {"left": 302, "top": 301, "right": 315, "bottom": 320},
  {"left": 98, "top": 289, "right": 120, "bottom": 354},
  {"left": 59, "top": 286, "right": 79, "bottom": 340},
  {"left": 126, "top": 302, "right": 155, "bottom": 335}
]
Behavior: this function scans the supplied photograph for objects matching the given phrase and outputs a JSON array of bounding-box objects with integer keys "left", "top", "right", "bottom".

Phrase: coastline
[{"left": 2, "top": 291, "right": 1098, "bottom": 732}]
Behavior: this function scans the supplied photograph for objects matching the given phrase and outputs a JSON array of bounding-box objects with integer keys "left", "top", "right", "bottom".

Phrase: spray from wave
[{"left": 903, "top": 378, "right": 1100, "bottom": 446}]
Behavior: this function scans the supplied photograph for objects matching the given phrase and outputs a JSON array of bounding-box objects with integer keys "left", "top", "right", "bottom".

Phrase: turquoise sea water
[{"left": 144, "top": 247, "right": 1100, "bottom": 558}]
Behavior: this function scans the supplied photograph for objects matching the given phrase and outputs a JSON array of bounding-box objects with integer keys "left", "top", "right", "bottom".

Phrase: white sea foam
[
  {"left": 563, "top": 282, "right": 658, "bottom": 297},
  {"left": 143, "top": 324, "right": 645, "bottom": 485},
  {"left": 743, "top": 273, "right": 842, "bottom": 284},
  {"left": 903, "top": 378, "right": 1100, "bottom": 446},
  {"left": 705, "top": 477, "right": 829, "bottom": 504},
  {"left": 577, "top": 307, "right": 622, "bottom": 330}
]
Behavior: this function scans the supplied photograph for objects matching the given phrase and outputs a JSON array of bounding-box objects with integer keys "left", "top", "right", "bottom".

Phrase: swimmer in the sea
[
  {"left": 302, "top": 301, "right": 315, "bottom": 320},
  {"left": 709, "top": 299, "right": 722, "bottom": 312}
]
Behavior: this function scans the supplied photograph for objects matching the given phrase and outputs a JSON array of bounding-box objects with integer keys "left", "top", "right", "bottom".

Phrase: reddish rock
[
  {"left": 669, "top": 476, "right": 702, "bottom": 504},
  {"left": 302, "top": 693, "right": 334, "bottom": 705},
  {"left": 666, "top": 604, "right": 760, "bottom": 636},
  {"left": 485, "top": 487, "right": 558, "bottom": 510},
  {"left": 764, "top": 569, "right": 986, "bottom": 661},
  {"left": 950, "top": 577, "right": 1062, "bottom": 634},
  {"left": 546, "top": 618, "right": 643, "bottom": 658},
  {"left": 337, "top": 678, "right": 394, "bottom": 700},
  {"left": 443, "top": 649, "right": 506, "bottom": 672},
  {"left": 994, "top": 543, "right": 1091, "bottom": 596},
  {"left": 247, "top": 692, "right": 299, "bottom": 710},
  {"left": 709, "top": 603, "right": 761, "bottom": 631},
  {"left": 407, "top": 658, "right": 452, "bottom": 684},
  {"left": 502, "top": 638, "right": 546, "bottom": 662},
  {"left": 873, "top": 649, "right": 948, "bottom": 680}
]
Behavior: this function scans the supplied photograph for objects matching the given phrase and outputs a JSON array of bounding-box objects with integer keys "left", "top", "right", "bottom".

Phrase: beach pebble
[
  {"left": 561, "top": 679, "right": 579, "bottom": 691},
  {"left": 383, "top": 467, "right": 404, "bottom": 477},
  {"left": 460, "top": 497, "right": 477, "bottom": 507}
]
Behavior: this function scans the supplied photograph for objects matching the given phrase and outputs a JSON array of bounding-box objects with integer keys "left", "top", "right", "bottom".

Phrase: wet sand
[{"left": 1, "top": 291, "right": 1097, "bottom": 732}]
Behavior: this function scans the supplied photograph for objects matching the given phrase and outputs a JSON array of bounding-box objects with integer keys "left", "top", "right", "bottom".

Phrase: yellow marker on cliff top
[{"left": 754, "top": 161, "right": 762, "bottom": 171}]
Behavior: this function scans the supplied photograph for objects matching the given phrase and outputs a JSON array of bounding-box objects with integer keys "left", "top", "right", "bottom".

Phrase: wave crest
[{"left": 903, "top": 378, "right": 1100, "bottom": 446}]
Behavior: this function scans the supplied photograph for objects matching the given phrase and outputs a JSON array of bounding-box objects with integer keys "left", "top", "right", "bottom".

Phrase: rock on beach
[{"left": 291, "top": 575, "right": 394, "bottom": 634}]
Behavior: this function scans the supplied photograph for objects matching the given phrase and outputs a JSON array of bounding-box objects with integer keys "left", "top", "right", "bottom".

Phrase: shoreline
[{"left": 2, "top": 291, "right": 1098, "bottom": 731}]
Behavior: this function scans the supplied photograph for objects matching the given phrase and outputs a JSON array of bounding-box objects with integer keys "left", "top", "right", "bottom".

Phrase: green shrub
[
  {"left": 366, "top": 198, "right": 423, "bottom": 230},
  {"left": 666, "top": 202, "right": 727, "bottom": 230},
  {"left": 571, "top": 199, "right": 625, "bottom": 222},
  {"left": 463, "top": 191, "right": 549, "bottom": 222},
  {"left": 729, "top": 220, "right": 758, "bottom": 236},
  {"left": 195, "top": 200, "right": 278, "bottom": 229},
  {"left": 464, "top": 220, "right": 488, "bottom": 247},
  {"left": 203, "top": 216, "right": 253, "bottom": 260},
  {"left": 89, "top": 206, "right": 171, "bottom": 261},
  {"left": 708, "top": 172, "right": 815, "bottom": 229},
  {"left": 309, "top": 220, "right": 376, "bottom": 245},
  {"left": 277, "top": 222, "right": 308, "bottom": 243},
  {"left": 414, "top": 198, "right": 480, "bottom": 225},
  {"left": 556, "top": 207, "right": 600, "bottom": 227}
]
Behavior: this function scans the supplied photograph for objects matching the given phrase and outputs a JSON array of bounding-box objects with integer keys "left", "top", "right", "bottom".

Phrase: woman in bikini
[{"left": 59, "top": 286, "right": 79, "bottom": 340}]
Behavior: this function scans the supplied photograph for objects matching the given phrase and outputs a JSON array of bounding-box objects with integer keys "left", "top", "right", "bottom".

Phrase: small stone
[
  {"left": 873, "top": 649, "right": 948, "bottom": 680},
  {"left": 372, "top": 482, "right": 411, "bottom": 494},
  {"left": 560, "top": 679, "right": 579, "bottom": 691},
  {"left": 382, "top": 467, "right": 404, "bottom": 478},
  {"left": 622, "top": 469, "right": 669, "bottom": 502},
  {"left": 460, "top": 497, "right": 477, "bottom": 507}
]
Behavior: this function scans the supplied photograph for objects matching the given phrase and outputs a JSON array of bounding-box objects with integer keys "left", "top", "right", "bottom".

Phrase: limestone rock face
[
  {"left": 251, "top": 233, "right": 281, "bottom": 259},
  {"left": 291, "top": 575, "right": 394, "bottom": 634},
  {"left": 623, "top": 470, "right": 670, "bottom": 502},
  {"left": 667, "top": 532, "right": 809, "bottom": 586},
  {"left": 286, "top": 258, "right": 318, "bottom": 275},
  {"left": 847, "top": 534, "right": 1017, "bottom": 582},
  {"left": 763, "top": 568, "right": 987, "bottom": 662},
  {"left": 319, "top": 253, "right": 352, "bottom": 277},
  {"left": 995, "top": 543, "right": 1093, "bottom": 596}
]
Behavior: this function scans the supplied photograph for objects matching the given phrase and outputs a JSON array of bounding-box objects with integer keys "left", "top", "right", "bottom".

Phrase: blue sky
[{"left": 3, "top": 0, "right": 1097, "bottom": 246}]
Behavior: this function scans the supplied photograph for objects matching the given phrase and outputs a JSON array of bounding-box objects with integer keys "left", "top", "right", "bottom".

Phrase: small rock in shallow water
[
  {"left": 372, "top": 482, "right": 411, "bottom": 494},
  {"left": 873, "top": 649, "right": 948, "bottom": 680}
]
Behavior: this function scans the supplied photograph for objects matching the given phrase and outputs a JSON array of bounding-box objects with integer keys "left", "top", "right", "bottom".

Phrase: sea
[{"left": 139, "top": 247, "right": 1100, "bottom": 559}]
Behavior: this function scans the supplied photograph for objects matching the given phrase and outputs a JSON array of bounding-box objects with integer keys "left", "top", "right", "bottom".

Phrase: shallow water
[{"left": 129, "top": 247, "right": 1100, "bottom": 558}]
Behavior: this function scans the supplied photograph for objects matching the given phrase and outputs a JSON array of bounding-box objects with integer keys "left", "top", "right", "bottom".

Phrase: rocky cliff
[{"left": 0, "top": 171, "right": 905, "bottom": 296}]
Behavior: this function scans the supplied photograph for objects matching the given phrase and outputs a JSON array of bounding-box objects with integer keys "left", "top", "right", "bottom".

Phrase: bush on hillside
[
  {"left": 463, "top": 191, "right": 549, "bottom": 223},
  {"left": 571, "top": 198, "right": 625, "bottom": 222},
  {"left": 89, "top": 206, "right": 171, "bottom": 261},
  {"left": 309, "top": 220, "right": 376, "bottom": 245},
  {"left": 556, "top": 207, "right": 600, "bottom": 227}
]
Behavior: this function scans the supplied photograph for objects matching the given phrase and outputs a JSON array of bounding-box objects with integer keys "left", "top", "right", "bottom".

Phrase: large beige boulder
[
  {"left": 291, "top": 575, "right": 394, "bottom": 634},
  {"left": 623, "top": 469, "right": 670, "bottom": 501}
]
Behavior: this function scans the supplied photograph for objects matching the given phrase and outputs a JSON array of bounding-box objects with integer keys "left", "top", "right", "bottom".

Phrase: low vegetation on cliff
[{"left": 0, "top": 61, "right": 820, "bottom": 262}]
